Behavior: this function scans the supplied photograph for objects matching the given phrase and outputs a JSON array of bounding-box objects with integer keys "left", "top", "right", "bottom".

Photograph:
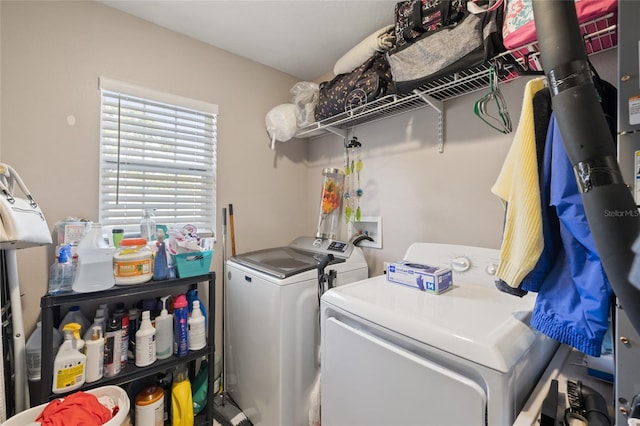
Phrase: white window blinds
[{"left": 99, "top": 79, "right": 217, "bottom": 233}]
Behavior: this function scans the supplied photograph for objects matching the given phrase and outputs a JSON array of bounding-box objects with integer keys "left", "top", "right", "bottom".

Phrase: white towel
[{"left": 333, "top": 25, "right": 395, "bottom": 75}]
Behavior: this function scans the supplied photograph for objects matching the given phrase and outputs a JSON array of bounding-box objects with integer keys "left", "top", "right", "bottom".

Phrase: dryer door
[{"left": 323, "top": 318, "right": 487, "bottom": 426}]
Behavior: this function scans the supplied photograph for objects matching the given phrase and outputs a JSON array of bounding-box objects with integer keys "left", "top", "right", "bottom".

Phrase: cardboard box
[{"left": 387, "top": 261, "right": 453, "bottom": 294}]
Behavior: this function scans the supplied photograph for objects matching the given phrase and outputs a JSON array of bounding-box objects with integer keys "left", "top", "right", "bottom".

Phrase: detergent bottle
[
  {"left": 171, "top": 364, "right": 194, "bottom": 426},
  {"left": 26, "top": 321, "right": 62, "bottom": 382}
]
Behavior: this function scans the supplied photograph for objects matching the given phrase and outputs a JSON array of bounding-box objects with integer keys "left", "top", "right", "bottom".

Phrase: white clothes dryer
[
  {"left": 225, "top": 236, "right": 368, "bottom": 426},
  {"left": 321, "top": 243, "right": 559, "bottom": 426}
]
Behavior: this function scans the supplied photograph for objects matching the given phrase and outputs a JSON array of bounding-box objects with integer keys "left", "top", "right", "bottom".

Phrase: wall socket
[{"left": 349, "top": 216, "right": 382, "bottom": 249}]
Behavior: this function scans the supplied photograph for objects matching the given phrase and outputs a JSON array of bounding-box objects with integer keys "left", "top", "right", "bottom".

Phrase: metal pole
[{"left": 6, "top": 249, "right": 28, "bottom": 411}]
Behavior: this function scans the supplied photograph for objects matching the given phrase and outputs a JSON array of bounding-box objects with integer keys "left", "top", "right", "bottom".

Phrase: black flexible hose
[
  {"left": 532, "top": 0, "right": 640, "bottom": 336},
  {"left": 581, "top": 383, "right": 611, "bottom": 426}
]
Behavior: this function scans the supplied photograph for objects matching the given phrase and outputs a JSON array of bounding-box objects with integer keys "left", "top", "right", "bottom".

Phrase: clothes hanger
[{"left": 473, "top": 62, "right": 513, "bottom": 134}]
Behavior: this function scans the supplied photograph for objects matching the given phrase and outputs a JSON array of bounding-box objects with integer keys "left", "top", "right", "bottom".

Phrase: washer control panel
[{"left": 290, "top": 236, "right": 354, "bottom": 259}]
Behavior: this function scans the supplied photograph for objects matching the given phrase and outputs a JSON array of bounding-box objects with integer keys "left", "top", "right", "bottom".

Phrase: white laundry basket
[{"left": 1, "top": 385, "right": 130, "bottom": 425}]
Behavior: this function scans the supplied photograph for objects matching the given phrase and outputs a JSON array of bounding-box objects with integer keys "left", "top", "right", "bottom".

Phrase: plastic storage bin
[
  {"left": 2, "top": 385, "right": 129, "bottom": 425},
  {"left": 174, "top": 250, "right": 213, "bottom": 278}
]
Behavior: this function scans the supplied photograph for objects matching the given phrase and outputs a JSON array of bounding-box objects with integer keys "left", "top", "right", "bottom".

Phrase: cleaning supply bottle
[
  {"left": 188, "top": 300, "right": 206, "bottom": 351},
  {"left": 156, "top": 371, "right": 172, "bottom": 425},
  {"left": 59, "top": 305, "right": 90, "bottom": 338},
  {"left": 83, "top": 307, "right": 106, "bottom": 341},
  {"left": 136, "top": 386, "right": 165, "bottom": 426},
  {"left": 140, "top": 209, "right": 157, "bottom": 243},
  {"left": 136, "top": 310, "right": 157, "bottom": 367},
  {"left": 84, "top": 326, "right": 104, "bottom": 383},
  {"left": 153, "top": 230, "right": 169, "bottom": 281},
  {"left": 156, "top": 296, "right": 174, "bottom": 360},
  {"left": 171, "top": 364, "right": 194, "bottom": 426},
  {"left": 128, "top": 307, "right": 140, "bottom": 363},
  {"left": 114, "top": 303, "right": 130, "bottom": 368},
  {"left": 104, "top": 316, "right": 122, "bottom": 377},
  {"left": 62, "top": 322, "right": 85, "bottom": 351},
  {"left": 52, "top": 327, "right": 86, "bottom": 394},
  {"left": 173, "top": 294, "right": 189, "bottom": 357},
  {"left": 100, "top": 303, "right": 110, "bottom": 323},
  {"left": 26, "top": 321, "right": 63, "bottom": 382},
  {"left": 187, "top": 289, "right": 208, "bottom": 326},
  {"left": 72, "top": 223, "right": 116, "bottom": 293},
  {"left": 48, "top": 244, "right": 76, "bottom": 294}
]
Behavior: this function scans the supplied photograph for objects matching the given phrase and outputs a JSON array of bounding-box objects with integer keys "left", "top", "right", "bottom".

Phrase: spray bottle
[
  {"left": 52, "top": 324, "right": 86, "bottom": 394},
  {"left": 153, "top": 230, "right": 169, "bottom": 281},
  {"left": 156, "top": 296, "right": 174, "bottom": 360},
  {"left": 61, "top": 322, "right": 85, "bottom": 351},
  {"left": 140, "top": 209, "right": 157, "bottom": 243}
]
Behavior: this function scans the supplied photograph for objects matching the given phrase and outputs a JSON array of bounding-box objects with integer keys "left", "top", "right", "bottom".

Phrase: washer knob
[
  {"left": 485, "top": 263, "right": 498, "bottom": 275},
  {"left": 451, "top": 257, "right": 471, "bottom": 272}
]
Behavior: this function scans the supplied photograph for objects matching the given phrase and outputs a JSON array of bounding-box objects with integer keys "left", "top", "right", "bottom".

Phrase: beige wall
[{"left": 0, "top": 1, "right": 310, "bottom": 345}]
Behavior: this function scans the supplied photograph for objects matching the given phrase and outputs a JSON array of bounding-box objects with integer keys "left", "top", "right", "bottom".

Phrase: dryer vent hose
[{"left": 532, "top": 0, "right": 640, "bottom": 336}]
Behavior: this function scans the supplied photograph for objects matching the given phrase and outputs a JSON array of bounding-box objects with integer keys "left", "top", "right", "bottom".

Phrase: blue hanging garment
[{"left": 522, "top": 114, "right": 612, "bottom": 356}]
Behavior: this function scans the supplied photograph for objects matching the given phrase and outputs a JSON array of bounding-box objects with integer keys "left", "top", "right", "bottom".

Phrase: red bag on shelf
[{"left": 502, "top": 0, "right": 617, "bottom": 50}]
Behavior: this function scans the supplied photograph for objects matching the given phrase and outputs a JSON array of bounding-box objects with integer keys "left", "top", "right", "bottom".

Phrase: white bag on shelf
[{"left": 265, "top": 103, "right": 298, "bottom": 149}]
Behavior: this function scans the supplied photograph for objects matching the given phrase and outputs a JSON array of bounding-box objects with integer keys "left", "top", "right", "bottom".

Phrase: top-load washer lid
[
  {"left": 322, "top": 274, "right": 550, "bottom": 373},
  {"left": 230, "top": 246, "right": 345, "bottom": 279}
]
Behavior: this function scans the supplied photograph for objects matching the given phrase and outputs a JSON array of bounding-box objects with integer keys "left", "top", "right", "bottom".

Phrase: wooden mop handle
[{"left": 229, "top": 203, "right": 236, "bottom": 257}]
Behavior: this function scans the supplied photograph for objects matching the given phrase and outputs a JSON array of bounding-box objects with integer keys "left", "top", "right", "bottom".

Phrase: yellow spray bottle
[{"left": 52, "top": 322, "right": 86, "bottom": 394}]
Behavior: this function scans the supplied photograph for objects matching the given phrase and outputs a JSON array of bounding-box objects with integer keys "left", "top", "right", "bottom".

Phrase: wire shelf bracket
[{"left": 414, "top": 91, "right": 444, "bottom": 153}]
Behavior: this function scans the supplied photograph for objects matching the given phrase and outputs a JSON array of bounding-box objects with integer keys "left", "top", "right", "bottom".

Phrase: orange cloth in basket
[{"left": 35, "top": 391, "right": 113, "bottom": 426}]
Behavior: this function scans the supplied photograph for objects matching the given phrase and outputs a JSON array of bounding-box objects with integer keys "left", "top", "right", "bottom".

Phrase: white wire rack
[{"left": 295, "top": 12, "right": 618, "bottom": 146}]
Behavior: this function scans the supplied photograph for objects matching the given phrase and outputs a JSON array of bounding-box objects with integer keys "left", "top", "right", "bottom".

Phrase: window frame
[{"left": 98, "top": 78, "right": 218, "bottom": 238}]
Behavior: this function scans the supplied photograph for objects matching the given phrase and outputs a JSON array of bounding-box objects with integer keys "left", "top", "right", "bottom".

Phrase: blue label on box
[{"left": 386, "top": 261, "right": 452, "bottom": 294}]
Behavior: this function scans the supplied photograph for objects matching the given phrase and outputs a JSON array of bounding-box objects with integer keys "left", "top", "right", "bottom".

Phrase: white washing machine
[
  {"left": 225, "top": 236, "right": 369, "bottom": 426},
  {"left": 321, "top": 243, "right": 560, "bottom": 426}
]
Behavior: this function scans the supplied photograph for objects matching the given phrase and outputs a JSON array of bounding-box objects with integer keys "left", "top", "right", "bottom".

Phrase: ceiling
[{"left": 98, "top": 0, "right": 398, "bottom": 81}]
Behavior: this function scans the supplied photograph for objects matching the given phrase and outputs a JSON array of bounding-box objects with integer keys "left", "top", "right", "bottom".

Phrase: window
[{"left": 98, "top": 78, "right": 217, "bottom": 236}]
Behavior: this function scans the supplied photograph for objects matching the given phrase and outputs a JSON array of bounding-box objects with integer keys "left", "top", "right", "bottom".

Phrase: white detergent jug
[{"left": 72, "top": 223, "right": 116, "bottom": 293}]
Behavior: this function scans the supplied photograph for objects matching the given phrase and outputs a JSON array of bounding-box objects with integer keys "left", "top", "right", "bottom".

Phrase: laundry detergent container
[{"left": 2, "top": 385, "right": 129, "bottom": 425}]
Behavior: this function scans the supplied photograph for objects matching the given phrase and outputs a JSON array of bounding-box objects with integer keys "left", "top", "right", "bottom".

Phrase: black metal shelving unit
[{"left": 37, "top": 272, "right": 215, "bottom": 425}]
